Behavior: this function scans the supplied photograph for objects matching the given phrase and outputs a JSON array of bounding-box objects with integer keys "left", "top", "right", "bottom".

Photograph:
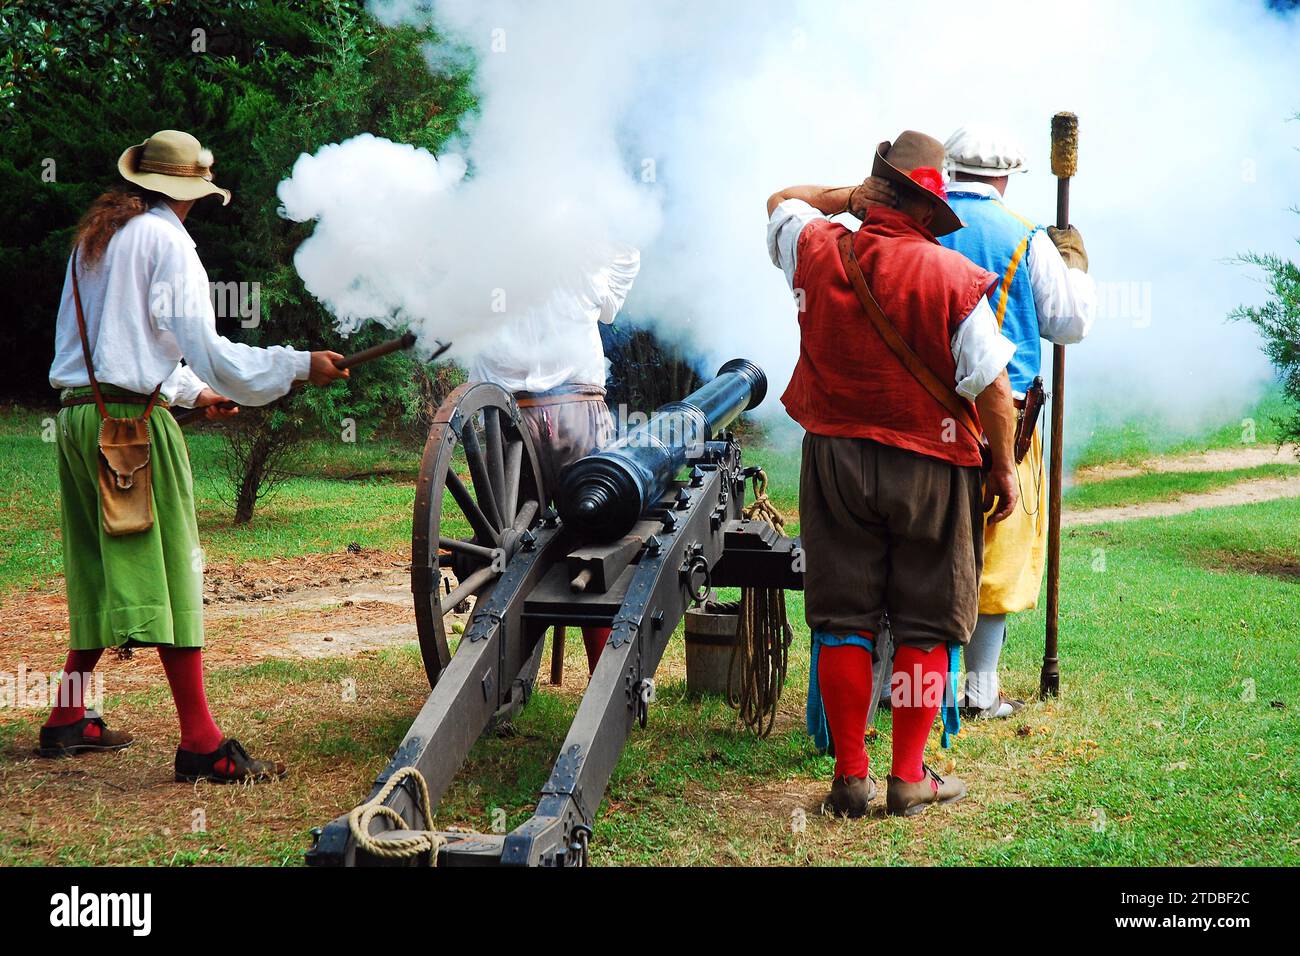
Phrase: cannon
[{"left": 306, "top": 359, "right": 802, "bottom": 867}]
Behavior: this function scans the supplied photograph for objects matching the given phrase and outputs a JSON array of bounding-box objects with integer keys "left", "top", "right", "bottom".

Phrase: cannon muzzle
[{"left": 557, "top": 358, "right": 766, "bottom": 541}]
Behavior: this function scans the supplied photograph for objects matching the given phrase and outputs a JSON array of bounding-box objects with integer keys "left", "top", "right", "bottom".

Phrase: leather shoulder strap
[
  {"left": 836, "top": 231, "right": 987, "bottom": 453},
  {"left": 140, "top": 382, "right": 164, "bottom": 420},
  {"left": 69, "top": 247, "right": 109, "bottom": 420},
  {"left": 68, "top": 248, "right": 164, "bottom": 421}
]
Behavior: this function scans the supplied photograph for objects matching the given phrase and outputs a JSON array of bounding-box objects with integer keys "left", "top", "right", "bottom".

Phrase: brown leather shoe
[
  {"left": 38, "top": 715, "right": 133, "bottom": 757},
  {"left": 823, "top": 773, "right": 878, "bottom": 817},
  {"left": 886, "top": 764, "right": 967, "bottom": 817},
  {"left": 175, "top": 738, "right": 287, "bottom": 784}
]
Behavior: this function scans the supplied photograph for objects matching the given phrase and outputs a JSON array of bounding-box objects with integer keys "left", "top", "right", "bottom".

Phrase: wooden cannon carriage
[{"left": 306, "top": 359, "right": 802, "bottom": 866}]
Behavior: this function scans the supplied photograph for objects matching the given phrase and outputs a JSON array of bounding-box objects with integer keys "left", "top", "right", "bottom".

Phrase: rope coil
[
  {"left": 741, "top": 467, "right": 785, "bottom": 532},
  {"left": 727, "top": 469, "right": 793, "bottom": 738},
  {"left": 347, "top": 766, "right": 446, "bottom": 865}
]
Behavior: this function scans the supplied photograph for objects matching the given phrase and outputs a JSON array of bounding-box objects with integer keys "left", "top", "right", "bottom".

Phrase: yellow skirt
[{"left": 979, "top": 428, "right": 1047, "bottom": 614}]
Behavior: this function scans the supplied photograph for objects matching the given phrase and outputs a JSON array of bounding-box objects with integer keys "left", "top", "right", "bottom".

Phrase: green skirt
[{"left": 57, "top": 386, "right": 204, "bottom": 649}]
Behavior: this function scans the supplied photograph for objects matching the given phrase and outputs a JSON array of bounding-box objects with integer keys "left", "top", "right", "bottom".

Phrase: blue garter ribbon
[
  {"left": 941, "top": 642, "right": 961, "bottom": 748},
  {"left": 806, "top": 630, "right": 875, "bottom": 753}
]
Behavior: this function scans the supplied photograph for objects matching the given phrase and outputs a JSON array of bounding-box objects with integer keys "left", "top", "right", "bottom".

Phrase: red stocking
[
  {"left": 817, "top": 643, "right": 873, "bottom": 779},
  {"left": 157, "top": 647, "right": 224, "bottom": 754},
  {"left": 581, "top": 627, "right": 610, "bottom": 675},
  {"left": 44, "top": 648, "right": 105, "bottom": 731},
  {"left": 890, "top": 643, "right": 947, "bottom": 783}
]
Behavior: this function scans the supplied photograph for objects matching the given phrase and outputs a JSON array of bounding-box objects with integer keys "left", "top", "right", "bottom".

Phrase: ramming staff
[{"left": 1042, "top": 111, "right": 1078, "bottom": 699}]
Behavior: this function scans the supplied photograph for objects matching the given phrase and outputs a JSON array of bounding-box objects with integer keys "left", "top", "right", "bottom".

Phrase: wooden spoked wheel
[{"left": 411, "top": 383, "right": 544, "bottom": 688}]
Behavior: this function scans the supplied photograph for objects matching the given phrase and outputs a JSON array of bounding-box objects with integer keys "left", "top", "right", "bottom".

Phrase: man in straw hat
[
  {"left": 938, "top": 125, "right": 1095, "bottom": 720},
  {"left": 44, "top": 129, "right": 349, "bottom": 782},
  {"left": 767, "top": 130, "right": 1019, "bottom": 817}
]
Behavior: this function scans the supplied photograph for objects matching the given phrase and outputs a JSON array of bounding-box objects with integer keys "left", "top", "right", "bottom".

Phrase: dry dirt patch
[
  {"left": 1075, "top": 444, "right": 1298, "bottom": 483},
  {"left": 1063, "top": 475, "right": 1300, "bottom": 526},
  {"left": 0, "top": 648, "right": 434, "bottom": 864},
  {"left": 0, "top": 548, "right": 452, "bottom": 670},
  {"left": 1206, "top": 549, "right": 1300, "bottom": 582}
]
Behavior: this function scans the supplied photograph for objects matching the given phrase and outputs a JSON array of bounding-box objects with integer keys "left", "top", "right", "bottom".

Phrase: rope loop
[{"left": 347, "top": 766, "right": 446, "bottom": 865}]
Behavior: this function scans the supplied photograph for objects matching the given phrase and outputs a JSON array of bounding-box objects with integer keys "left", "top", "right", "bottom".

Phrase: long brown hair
[{"left": 72, "top": 184, "right": 168, "bottom": 266}]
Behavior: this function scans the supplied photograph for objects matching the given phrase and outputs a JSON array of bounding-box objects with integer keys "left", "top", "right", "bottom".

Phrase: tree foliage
[
  {"left": 1233, "top": 211, "right": 1300, "bottom": 452},
  {"left": 1, "top": 0, "right": 475, "bottom": 520},
  {"left": 601, "top": 325, "right": 702, "bottom": 416}
]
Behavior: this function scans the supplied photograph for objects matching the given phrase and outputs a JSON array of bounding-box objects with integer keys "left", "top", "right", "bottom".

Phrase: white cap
[{"left": 944, "top": 125, "right": 1029, "bottom": 176}]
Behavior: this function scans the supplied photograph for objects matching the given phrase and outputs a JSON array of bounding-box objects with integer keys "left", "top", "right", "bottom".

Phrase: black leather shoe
[
  {"left": 38, "top": 715, "right": 133, "bottom": 757},
  {"left": 175, "top": 738, "right": 287, "bottom": 784}
]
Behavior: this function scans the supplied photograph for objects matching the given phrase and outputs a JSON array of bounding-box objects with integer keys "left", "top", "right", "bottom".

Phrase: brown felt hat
[
  {"left": 117, "top": 129, "right": 231, "bottom": 205},
  {"left": 871, "top": 130, "right": 962, "bottom": 236}
]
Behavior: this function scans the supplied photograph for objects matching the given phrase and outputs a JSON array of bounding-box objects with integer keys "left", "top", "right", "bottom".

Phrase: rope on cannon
[
  {"left": 727, "top": 468, "right": 793, "bottom": 738},
  {"left": 347, "top": 765, "right": 446, "bottom": 865}
]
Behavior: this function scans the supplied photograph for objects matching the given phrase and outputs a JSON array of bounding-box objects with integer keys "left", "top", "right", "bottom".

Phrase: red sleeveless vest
[{"left": 781, "top": 207, "right": 998, "bottom": 467}]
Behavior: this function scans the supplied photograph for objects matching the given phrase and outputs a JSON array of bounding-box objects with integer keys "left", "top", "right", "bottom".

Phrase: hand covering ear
[{"left": 848, "top": 176, "right": 899, "bottom": 219}]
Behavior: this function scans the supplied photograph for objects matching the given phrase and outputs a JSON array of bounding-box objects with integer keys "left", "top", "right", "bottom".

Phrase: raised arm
[
  {"left": 766, "top": 184, "right": 854, "bottom": 218},
  {"left": 766, "top": 177, "right": 900, "bottom": 289},
  {"left": 765, "top": 177, "right": 898, "bottom": 218},
  {"left": 595, "top": 244, "right": 641, "bottom": 325}
]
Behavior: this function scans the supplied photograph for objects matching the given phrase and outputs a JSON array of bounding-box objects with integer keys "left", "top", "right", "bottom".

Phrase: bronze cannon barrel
[{"left": 557, "top": 358, "right": 766, "bottom": 541}]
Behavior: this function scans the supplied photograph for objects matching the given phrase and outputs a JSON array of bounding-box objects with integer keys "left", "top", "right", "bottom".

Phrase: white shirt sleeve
[
  {"left": 951, "top": 296, "right": 1016, "bottom": 400},
  {"left": 595, "top": 244, "right": 641, "bottom": 324},
  {"left": 1028, "top": 229, "right": 1096, "bottom": 345},
  {"left": 161, "top": 363, "right": 208, "bottom": 408},
  {"left": 766, "top": 199, "right": 827, "bottom": 290},
  {"left": 149, "top": 241, "right": 312, "bottom": 407}
]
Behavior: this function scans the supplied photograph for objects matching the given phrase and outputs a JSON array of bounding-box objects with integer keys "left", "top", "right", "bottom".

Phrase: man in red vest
[{"left": 767, "top": 131, "right": 1019, "bottom": 817}]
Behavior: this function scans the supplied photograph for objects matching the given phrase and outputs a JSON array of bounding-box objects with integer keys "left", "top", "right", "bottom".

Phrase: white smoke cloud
[
  {"left": 282, "top": 0, "right": 1300, "bottom": 453},
  {"left": 277, "top": 0, "right": 665, "bottom": 359},
  {"left": 277, "top": 135, "right": 466, "bottom": 337}
]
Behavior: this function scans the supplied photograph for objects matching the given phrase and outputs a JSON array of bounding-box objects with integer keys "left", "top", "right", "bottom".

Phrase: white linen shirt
[
  {"left": 49, "top": 203, "right": 310, "bottom": 407},
  {"left": 469, "top": 245, "right": 640, "bottom": 394},
  {"left": 944, "top": 180, "right": 1096, "bottom": 346},
  {"left": 766, "top": 200, "right": 1015, "bottom": 401}
]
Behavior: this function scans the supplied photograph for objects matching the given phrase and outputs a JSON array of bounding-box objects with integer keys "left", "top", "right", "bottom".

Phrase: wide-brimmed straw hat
[
  {"left": 871, "top": 130, "right": 962, "bottom": 236},
  {"left": 117, "top": 129, "right": 231, "bottom": 205}
]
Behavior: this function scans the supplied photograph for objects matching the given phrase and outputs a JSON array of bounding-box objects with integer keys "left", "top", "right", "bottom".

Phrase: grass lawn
[
  {"left": 3, "top": 393, "right": 1292, "bottom": 594},
  {"left": 1, "top": 399, "right": 1296, "bottom": 866},
  {"left": 423, "top": 497, "right": 1300, "bottom": 866}
]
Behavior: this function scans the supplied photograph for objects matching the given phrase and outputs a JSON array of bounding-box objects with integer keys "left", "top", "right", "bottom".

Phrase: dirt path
[
  {"left": 1074, "top": 443, "right": 1298, "bottom": 483},
  {"left": 0, "top": 548, "right": 464, "bottom": 673},
  {"left": 1064, "top": 474, "right": 1300, "bottom": 526}
]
